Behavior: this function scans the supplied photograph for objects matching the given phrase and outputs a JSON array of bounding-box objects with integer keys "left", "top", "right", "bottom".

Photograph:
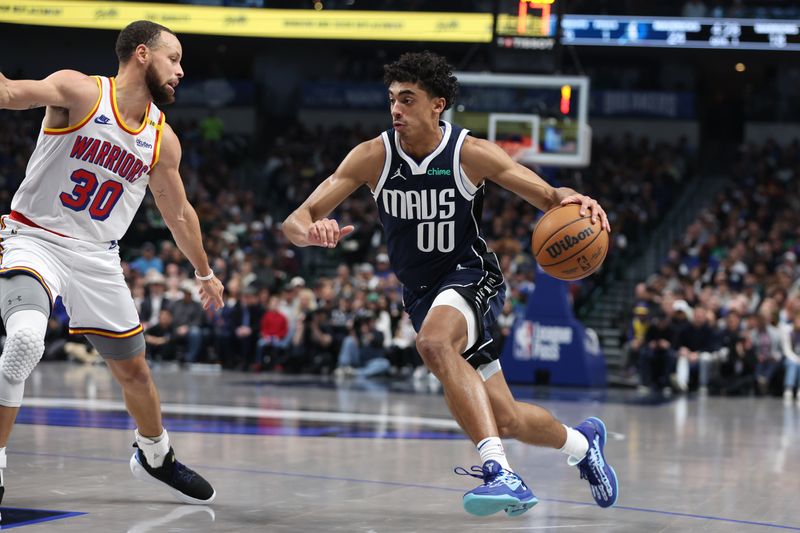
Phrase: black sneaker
[{"left": 129, "top": 444, "right": 216, "bottom": 504}]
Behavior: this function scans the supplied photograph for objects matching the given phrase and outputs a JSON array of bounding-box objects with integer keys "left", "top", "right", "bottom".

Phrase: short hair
[
  {"left": 383, "top": 51, "right": 458, "bottom": 111},
  {"left": 116, "top": 20, "right": 175, "bottom": 63}
]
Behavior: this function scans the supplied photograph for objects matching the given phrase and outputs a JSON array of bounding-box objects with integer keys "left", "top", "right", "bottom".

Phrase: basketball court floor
[{"left": 2, "top": 361, "right": 798, "bottom": 532}]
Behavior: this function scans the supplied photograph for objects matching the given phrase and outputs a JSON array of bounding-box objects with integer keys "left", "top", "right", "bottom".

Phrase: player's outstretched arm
[
  {"left": 148, "top": 123, "right": 224, "bottom": 310},
  {"left": 461, "top": 137, "right": 611, "bottom": 232},
  {"left": 283, "top": 137, "right": 384, "bottom": 248},
  {"left": 0, "top": 70, "right": 94, "bottom": 111}
]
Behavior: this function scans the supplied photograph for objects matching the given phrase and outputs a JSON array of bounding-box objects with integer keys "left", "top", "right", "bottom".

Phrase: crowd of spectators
[
  {"left": 626, "top": 138, "right": 800, "bottom": 400},
  {"left": 0, "top": 109, "right": 692, "bottom": 379}
]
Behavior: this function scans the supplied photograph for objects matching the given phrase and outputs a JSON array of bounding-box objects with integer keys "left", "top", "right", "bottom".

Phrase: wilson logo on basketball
[{"left": 545, "top": 227, "right": 595, "bottom": 259}]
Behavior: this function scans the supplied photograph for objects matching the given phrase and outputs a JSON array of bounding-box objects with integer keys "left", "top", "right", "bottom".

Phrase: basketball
[{"left": 532, "top": 204, "right": 609, "bottom": 281}]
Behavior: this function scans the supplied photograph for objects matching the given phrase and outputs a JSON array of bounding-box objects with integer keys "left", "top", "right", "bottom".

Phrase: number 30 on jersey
[{"left": 59, "top": 169, "right": 123, "bottom": 221}]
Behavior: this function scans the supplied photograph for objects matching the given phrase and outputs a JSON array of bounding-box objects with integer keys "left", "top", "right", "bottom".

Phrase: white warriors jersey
[{"left": 12, "top": 75, "right": 165, "bottom": 243}]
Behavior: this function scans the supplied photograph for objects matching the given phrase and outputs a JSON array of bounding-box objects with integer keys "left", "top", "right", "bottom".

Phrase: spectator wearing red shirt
[{"left": 256, "top": 296, "right": 290, "bottom": 371}]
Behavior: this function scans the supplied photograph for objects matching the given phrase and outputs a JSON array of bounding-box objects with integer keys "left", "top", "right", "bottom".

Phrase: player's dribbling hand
[
  {"left": 560, "top": 194, "right": 612, "bottom": 232},
  {"left": 308, "top": 218, "right": 355, "bottom": 248},
  {"left": 198, "top": 276, "right": 225, "bottom": 310}
]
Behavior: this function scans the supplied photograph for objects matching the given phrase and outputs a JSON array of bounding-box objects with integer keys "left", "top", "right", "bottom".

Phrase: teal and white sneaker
[{"left": 456, "top": 460, "right": 538, "bottom": 517}]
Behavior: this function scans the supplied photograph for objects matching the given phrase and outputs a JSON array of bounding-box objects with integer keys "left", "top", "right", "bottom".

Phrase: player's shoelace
[
  {"left": 171, "top": 461, "right": 198, "bottom": 484},
  {"left": 578, "top": 458, "right": 598, "bottom": 484}
]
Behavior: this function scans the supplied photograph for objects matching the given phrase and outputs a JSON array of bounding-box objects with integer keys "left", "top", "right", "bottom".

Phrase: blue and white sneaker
[
  {"left": 572, "top": 417, "right": 619, "bottom": 508},
  {"left": 455, "top": 460, "right": 538, "bottom": 517}
]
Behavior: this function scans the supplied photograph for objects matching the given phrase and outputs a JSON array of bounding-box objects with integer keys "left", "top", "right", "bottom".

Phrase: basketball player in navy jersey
[{"left": 284, "top": 52, "right": 618, "bottom": 517}]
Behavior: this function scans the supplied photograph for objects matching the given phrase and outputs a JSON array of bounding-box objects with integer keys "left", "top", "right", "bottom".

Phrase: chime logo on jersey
[{"left": 68, "top": 135, "right": 150, "bottom": 184}]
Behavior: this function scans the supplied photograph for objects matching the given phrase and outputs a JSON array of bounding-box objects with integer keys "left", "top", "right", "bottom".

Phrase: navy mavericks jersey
[{"left": 373, "top": 120, "right": 502, "bottom": 292}]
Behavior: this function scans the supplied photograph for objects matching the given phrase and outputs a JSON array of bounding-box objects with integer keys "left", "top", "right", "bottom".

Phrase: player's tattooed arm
[
  {"left": 149, "top": 124, "right": 224, "bottom": 309},
  {"left": 149, "top": 124, "right": 203, "bottom": 249},
  {"left": 0, "top": 70, "right": 94, "bottom": 111}
]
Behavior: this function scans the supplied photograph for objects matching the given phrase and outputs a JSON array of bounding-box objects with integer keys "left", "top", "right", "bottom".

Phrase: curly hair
[{"left": 383, "top": 51, "right": 458, "bottom": 111}]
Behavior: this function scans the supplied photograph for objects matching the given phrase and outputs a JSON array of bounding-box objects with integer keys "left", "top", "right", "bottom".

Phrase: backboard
[{"left": 444, "top": 72, "right": 591, "bottom": 167}]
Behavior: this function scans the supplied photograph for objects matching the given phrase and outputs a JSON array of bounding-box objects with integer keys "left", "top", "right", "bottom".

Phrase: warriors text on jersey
[
  {"left": 11, "top": 76, "right": 165, "bottom": 243},
  {"left": 373, "top": 120, "right": 501, "bottom": 292}
]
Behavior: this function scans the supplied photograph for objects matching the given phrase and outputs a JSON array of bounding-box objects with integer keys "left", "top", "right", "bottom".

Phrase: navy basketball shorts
[{"left": 404, "top": 267, "right": 506, "bottom": 371}]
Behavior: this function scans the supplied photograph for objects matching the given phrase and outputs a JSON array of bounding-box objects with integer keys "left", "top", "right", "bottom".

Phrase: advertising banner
[{"left": 501, "top": 268, "right": 606, "bottom": 387}]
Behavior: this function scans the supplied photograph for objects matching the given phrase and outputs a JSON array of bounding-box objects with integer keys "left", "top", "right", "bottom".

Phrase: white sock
[
  {"left": 477, "top": 436, "right": 512, "bottom": 471},
  {"left": 135, "top": 428, "right": 170, "bottom": 468},
  {"left": 559, "top": 425, "right": 590, "bottom": 466}
]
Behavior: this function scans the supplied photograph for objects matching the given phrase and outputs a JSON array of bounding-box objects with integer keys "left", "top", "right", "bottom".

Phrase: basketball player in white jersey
[{"left": 0, "top": 21, "right": 223, "bottom": 507}]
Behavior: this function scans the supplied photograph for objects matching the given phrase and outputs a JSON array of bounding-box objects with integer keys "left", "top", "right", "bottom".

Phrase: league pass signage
[
  {"left": 501, "top": 269, "right": 606, "bottom": 387},
  {"left": 513, "top": 320, "right": 573, "bottom": 362}
]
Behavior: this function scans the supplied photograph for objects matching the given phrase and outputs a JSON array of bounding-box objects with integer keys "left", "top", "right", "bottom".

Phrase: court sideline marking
[{"left": 23, "top": 397, "right": 461, "bottom": 429}]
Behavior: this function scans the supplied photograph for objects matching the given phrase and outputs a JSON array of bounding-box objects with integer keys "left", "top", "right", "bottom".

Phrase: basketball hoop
[{"left": 445, "top": 73, "right": 592, "bottom": 168}]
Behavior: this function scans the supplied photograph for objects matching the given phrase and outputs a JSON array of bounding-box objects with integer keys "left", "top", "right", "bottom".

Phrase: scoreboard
[
  {"left": 561, "top": 16, "right": 800, "bottom": 51},
  {"left": 494, "top": 1, "right": 800, "bottom": 52},
  {"left": 494, "top": 0, "right": 560, "bottom": 52}
]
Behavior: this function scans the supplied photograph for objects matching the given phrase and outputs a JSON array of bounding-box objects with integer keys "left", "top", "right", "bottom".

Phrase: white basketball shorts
[{"left": 0, "top": 215, "right": 142, "bottom": 340}]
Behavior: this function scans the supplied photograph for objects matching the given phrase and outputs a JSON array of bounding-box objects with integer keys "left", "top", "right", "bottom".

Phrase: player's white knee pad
[
  {"left": 0, "top": 309, "right": 48, "bottom": 407},
  {"left": 1, "top": 327, "right": 44, "bottom": 383}
]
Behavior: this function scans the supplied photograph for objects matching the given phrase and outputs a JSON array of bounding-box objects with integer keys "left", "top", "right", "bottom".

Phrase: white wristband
[{"left": 194, "top": 269, "right": 214, "bottom": 281}]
